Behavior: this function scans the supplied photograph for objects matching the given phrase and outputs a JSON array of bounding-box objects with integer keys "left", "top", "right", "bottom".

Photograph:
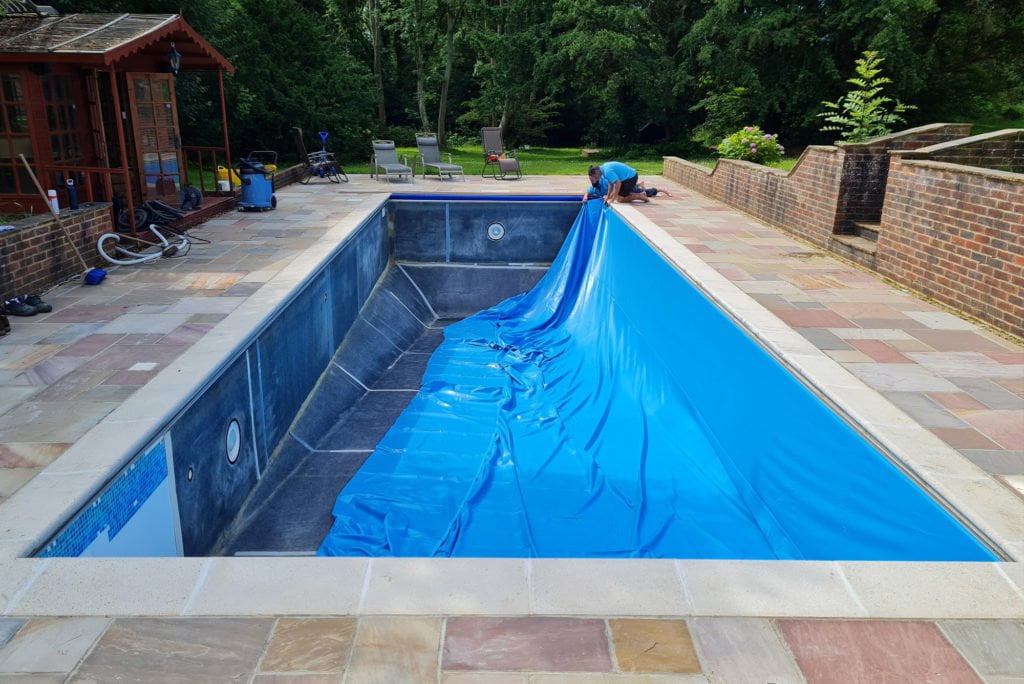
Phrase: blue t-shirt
[
  {"left": 600, "top": 161, "right": 637, "bottom": 184},
  {"left": 587, "top": 177, "right": 610, "bottom": 197}
]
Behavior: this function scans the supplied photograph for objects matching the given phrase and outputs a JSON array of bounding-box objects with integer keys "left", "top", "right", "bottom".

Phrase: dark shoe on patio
[
  {"left": 5, "top": 298, "right": 36, "bottom": 316},
  {"left": 24, "top": 294, "right": 52, "bottom": 313}
]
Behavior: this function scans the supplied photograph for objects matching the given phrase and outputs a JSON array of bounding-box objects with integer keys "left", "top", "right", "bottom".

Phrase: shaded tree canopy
[{"left": 53, "top": 0, "right": 1024, "bottom": 157}]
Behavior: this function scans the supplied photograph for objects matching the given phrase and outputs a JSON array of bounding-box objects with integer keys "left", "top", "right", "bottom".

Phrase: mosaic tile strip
[{"left": 37, "top": 439, "right": 169, "bottom": 557}]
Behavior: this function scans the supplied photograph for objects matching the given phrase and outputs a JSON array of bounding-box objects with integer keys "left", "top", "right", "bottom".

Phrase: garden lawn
[{"left": 344, "top": 146, "right": 665, "bottom": 176}]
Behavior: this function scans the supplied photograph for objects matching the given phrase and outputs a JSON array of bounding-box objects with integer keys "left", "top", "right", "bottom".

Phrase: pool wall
[{"left": 36, "top": 197, "right": 580, "bottom": 557}]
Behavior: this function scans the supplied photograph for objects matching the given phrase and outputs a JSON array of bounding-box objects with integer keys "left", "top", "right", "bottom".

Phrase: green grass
[{"left": 343, "top": 146, "right": 665, "bottom": 177}]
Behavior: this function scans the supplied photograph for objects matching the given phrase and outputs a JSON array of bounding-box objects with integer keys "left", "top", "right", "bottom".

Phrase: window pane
[
  {"left": 133, "top": 78, "right": 151, "bottom": 102},
  {"left": 0, "top": 166, "right": 15, "bottom": 193},
  {"left": 160, "top": 151, "right": 179, "bottom": 175},
  {"left": 156, "top": 102, "right": 174, "bottom": 126},
  {"left": 137, "top": 105, "right": 154, "bottom": 125},
  {"left": 2, "top": 75, "right": 23, "bottom": 102},
  {"left": 62, "top": 134, "right": 72, "bottom": 158},
  {"left": 57, "top": 106, "right": 67, "bottom": 130},
  {"left": 47, "top": 106, "right": 57, "bottom": 130},
  {"left": 140, "top": 128, "right": 157, "bottom": 149},
  {"left": 67, "top": 103, "right": 77, "bottom": 128},
  {"left": 155, "top": 80, "right": 171, "bottom": 102},
  {"left": 16, "top": 167, "right": 33, "bottom": 194},
  {"left": 51, "top": 134, "right": 61, "bottom": 158},
  {"left": 7, "top": 105, "right": 27, "bottom": 132},
  {"left": 12, "top": 137, "right": 32, "bottom": 160},
  {"left": 42, "top": 77, "right": 52, "bottom": 102},
  {"left": 0, "top": 140, "right": 11, "bottom": 160}
]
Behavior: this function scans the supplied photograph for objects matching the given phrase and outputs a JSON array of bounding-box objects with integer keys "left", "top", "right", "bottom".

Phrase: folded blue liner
[{"left": 318, "top": 201, "right": 994, "bottom": 560}]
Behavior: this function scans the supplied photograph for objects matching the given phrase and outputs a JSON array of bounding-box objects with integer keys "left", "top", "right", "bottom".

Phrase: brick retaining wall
[
  {"left": 663, "top": 147, "right": 844, "bottom": 250},
  {"left": 878, "top": 160, "right": 1024, "bottom": 337},
  {"left": 835, "top": 124, "right": 972, "bottom": 232},
  {"left": 0, "top": 203, "right": 112, "bottom": 302},
  {"left": 897, "top": 129, "right": 1024, "bottom": 174}
]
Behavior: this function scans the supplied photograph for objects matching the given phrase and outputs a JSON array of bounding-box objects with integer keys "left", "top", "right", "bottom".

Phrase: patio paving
[{"left": 0, "top": 172, "right": 1020, "bottom": 680}]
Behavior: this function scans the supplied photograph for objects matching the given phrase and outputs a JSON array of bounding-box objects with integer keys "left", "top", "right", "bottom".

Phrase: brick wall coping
[
  {"left": 664, "top": 145, "right": 840, "bottom": 180},
  {"left": 895, "top": 128, "right": 1024, "bottom": 157},
  {"left": 0, "top": 202, "right": 109, "bottom": 235},
  {"left": 898, "top": 158, "right": 1024, "bottom": 184},
  {"left": 834, "top": 122, "right": 972, "bottom": 149}
]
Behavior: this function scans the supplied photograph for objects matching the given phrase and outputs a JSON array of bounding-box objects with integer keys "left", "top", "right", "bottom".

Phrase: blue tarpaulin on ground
[{"left": 318, "top": 201, "right": 995, "bottom": 560}]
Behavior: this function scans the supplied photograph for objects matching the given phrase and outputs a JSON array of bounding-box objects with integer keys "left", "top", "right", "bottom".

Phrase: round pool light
[
  {"left": 225, "top": 419, "right": 241, "bottom": 464},
  {"left": 486, "top": 222, "right": 506, "bottom": 240}
]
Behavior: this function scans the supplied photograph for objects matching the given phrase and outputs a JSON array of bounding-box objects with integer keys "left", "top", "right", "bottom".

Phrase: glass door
[{"left": 126, "top": 73, "right": 181, "bottom": 203}]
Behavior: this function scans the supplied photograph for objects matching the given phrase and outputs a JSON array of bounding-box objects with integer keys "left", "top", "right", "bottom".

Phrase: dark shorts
[{"left": 617, "top": 174, "right": 639, "bottom": 197}]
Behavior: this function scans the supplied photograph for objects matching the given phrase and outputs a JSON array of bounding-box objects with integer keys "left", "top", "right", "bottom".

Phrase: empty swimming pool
[{"left": 36, "top": 195, "right": 998, "bottom": 561}]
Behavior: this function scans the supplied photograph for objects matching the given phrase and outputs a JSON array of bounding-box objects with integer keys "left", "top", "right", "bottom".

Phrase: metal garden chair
[
  {"left": 371, "top": 140, "right": 413, "bottom": 182},
  {"left": 415, "top": 134, "right": 464, "bottom": 180},
  {"left": 481, "top": 127, "right": 522, "bottom": 179}
]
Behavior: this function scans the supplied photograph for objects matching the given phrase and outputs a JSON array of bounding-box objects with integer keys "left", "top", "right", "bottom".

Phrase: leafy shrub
[
  {"left": 444, "top": 131, "right": 477, "bottom": 149},
  {"left": 819, "top": 51, "right": 915, "bottom": 142},
  {"left": 379, "top": 125, "right": 419, "bottom": 147},
  {"left": 691, "top": 86, "right": 751, "bottom": 148},
  {"left": 716, "top": 126, "right": 784, "bottom": 164}
]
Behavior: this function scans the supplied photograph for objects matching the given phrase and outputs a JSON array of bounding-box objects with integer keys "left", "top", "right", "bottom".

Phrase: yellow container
[
  {"left": 216, "top": 165, "right": 241, "bottom": 185},
  {"left": 263, "top": 164, "right": 277, "bottom": 172}
]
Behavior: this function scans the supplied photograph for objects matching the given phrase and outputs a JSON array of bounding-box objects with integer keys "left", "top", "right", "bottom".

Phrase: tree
[{"left": 819, "top": 50, "right": 914, "bottom": 142}]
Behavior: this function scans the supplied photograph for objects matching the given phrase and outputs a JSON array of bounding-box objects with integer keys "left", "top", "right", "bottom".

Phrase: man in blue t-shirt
[{"left": 585, "top": 161, "right": 647, "bottom": 204}]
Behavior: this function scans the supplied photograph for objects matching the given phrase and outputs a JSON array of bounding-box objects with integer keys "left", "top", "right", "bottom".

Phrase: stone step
[
  {"left": 832, "top": 233, "right": 878, "bottom": 256},
  {"left": 852, "top": 221, "right": 881, "bottom": 241}
]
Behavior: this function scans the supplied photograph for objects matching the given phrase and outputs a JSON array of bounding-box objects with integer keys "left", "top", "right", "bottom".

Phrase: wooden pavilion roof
[{"left": 0, "top": 13, "right": 233, "bottom": 73}]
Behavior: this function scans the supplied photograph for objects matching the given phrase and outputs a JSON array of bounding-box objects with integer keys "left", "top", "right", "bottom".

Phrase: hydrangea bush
[{"left": 716, "top": 126, "right": 784, "bottom": 164}]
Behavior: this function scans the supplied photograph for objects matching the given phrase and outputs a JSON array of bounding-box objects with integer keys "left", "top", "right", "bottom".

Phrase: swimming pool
[{"left": 35, "top": 195, "right": 999, "bottom": 561}]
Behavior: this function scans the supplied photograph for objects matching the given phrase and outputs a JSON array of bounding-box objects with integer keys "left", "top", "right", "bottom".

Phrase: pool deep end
[{"left": 319, "top": 201, "right": 995, "bottom": 561}]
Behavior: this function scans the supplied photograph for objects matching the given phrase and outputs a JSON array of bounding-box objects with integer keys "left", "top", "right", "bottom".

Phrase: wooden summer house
[{"left": 0, "top": 6, "right": 235, "bottom": 224}]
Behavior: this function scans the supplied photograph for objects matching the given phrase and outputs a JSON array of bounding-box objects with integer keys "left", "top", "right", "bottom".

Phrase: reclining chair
[
  {"left": 416, "top": 134, "right": 464, "bottom": 180},
  {"left": 293, "top": 127, "right": 347, "bottom": 184},
  {"left": 371, "top": 140, "right": 413, "bottom": 182},
  {"left": 481, "top": 127, "right": 522, "bottom": 179}
]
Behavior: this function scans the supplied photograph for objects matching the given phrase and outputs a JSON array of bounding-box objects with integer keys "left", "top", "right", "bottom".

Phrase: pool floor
[{"left": 220, "top": 319, "right": 456, "bottom": 555}]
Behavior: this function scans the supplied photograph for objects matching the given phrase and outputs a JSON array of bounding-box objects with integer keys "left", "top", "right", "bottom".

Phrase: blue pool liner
[{"left": 318, "top": 200, "right": 995, "bottom": 560}]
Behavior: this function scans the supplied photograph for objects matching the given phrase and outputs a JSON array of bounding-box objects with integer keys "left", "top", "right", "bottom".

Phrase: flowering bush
[{"left": 716, "top": 125, "right": 784, "bottom": 164}]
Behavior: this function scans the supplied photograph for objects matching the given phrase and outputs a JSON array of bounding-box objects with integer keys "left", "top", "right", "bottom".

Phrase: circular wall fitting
[
  {"left": 225, "top": 419, "right": 241, "bottom": 464},
  {"left": 486, "top": 222, "right": 506, "bottom": 240}
]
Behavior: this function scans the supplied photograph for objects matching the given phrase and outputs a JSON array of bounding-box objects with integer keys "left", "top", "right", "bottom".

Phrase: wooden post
[
  {"left": 218, "top": 69, "right": 231, "bottom": 182},
  {"left": 108, "top": 67, "right": 135, "bottom": 234}
]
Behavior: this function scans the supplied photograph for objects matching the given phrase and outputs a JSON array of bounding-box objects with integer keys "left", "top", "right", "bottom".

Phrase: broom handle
[{"left": 19, "top": 154, "right": 90, "bottom": 272}]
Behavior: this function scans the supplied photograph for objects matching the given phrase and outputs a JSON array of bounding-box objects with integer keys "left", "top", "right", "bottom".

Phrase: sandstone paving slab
[
  {"left": 532, "top": 676, "right": 709, "bottom": 683},
  {"left": 345, "top": 616, "right": 440, "bottom": 684},
  {"left": 882, "top": 391, "right": 969, "bottom": 428},
  {"left": 0, "top": 401, "right": 119, "bottom": 443},
  {"left": 10, "top": 559, "right": 206, "bottom": 616},
  {"left": 258, "top": 618, "right": 355, "bottom": 673},
  {"left": 72, "top": 617, "right": 273, "bottom": 683},
  {"left": 0, "top": 619, "right": 24, "bottom": 650},
  {"left": 938, "top": 620, "right": 1024, "bottom": 680},
  {"left": 688, "top": 617, "right": 804, "bottom": 684},
  {"left": 443, "top": 617, "right": 612, "bottom": 672},
  {"left": 952, "top": 377, "right": 1024, "bottom": 410},
  {"left": 840, "top": 563, "right": 1024, "bottom": 619},
  {"left": 252, "top": 674, "right": 342, "bottom": 683},
  {"left": 608, "top": 619, "right": 701, "bottom": 674},
  {"left": 844, "top": 363, "right": 960, "bottom": 393},
  {"left": 962, "top": 450, "right": 1024, "bottom": 475},
  {"left": 187, "top": 558, "right": 367, "bottom": 615},
  {"left": 777, "top": 620, "right": 981, "bottom": 684},
  {"left": 959, "top": 410, "right": 1024, "bottom": 450},
  {"left": 362, "top": 558, "right": 528, "bottom": 615},
  {"left": 531, "top": 560, "right": 688, "bottom": 616},
  {"left": 677, "top": 561, "right": 864, "bottom": 618},
  {"left": 443, "top": 673, "right": 529, "bottom": 683},
  {"left": 0, "top": 617, "right": 109, "bottom": 674}
]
